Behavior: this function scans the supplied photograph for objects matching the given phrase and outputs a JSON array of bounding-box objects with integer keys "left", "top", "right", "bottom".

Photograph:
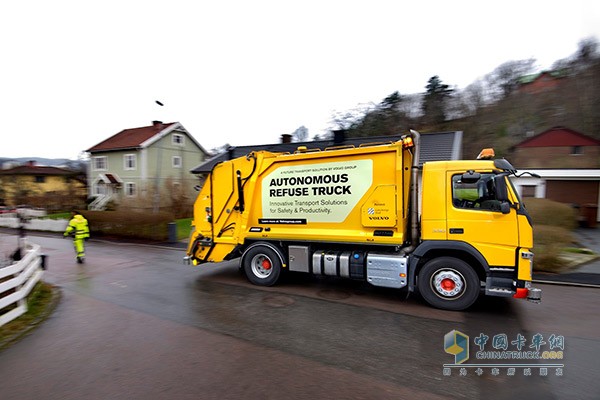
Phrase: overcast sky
[{"left": 1, "top": 0, "right": 599, "bottom": 160}]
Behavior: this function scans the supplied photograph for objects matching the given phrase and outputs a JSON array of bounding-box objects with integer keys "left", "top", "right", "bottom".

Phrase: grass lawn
[
  {"left": 0, "top": 281, "right": 58, "bottom": 349},
  {"left": 42, "top": 212, "right": 71, "bottom": 220},
  {"left": 176, "top": 218, "right": 193, "bottom": 240}
]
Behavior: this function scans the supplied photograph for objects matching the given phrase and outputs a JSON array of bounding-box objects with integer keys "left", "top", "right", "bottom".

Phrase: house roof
[
  {"left": 87, "top": 121, "right": 209, "bottom": 155},
  {"left": 513, "top": 126, "right": 600, "bottom": 148},
  {"left": 87, "top": 121, "right": 176, "bottom": 152},
  {"left": 103, "top": 173, "right": 122, "bottom": 184},
  {"left": 518, "top": 70, "right": 565, "bottom": 85},
  {"left": 0, "top": 165, "right": 76, "bottom": 176},
  {"left": 191, "top": 131, "right": 463, "bottom": 174}
]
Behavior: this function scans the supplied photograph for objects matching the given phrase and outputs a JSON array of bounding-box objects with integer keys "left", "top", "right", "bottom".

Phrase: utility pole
[{"left": 153, "top": 100, "right": 164, "bottom": 214}]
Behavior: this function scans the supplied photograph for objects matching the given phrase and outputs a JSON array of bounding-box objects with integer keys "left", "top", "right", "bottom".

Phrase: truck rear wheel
[
  {"left": 241, "top": 243, "right": 283, "bottom": 286},
  {"left": 417, "top": 257, "right": 480, "bottom": 311}
]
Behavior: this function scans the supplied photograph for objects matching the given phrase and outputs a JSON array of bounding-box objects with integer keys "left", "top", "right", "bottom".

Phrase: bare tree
[
  {"left": 291, "top": 126, "right": 309, "bottom": 142},
  {"left": 459, "top": 79, "right": 489, "bottom": 116},
  {"left": 484, "top": 59, "right": 537, "bottom": 100}
]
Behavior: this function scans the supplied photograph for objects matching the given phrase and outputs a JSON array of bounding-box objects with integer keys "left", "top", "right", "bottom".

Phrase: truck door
[{"left": 446, "top": 171, "right": 519, "bottom": 268}]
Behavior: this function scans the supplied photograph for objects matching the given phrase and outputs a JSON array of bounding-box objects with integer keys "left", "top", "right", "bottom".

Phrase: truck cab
[{"left": 413, "top": 158, "right": 539, "bottom": 309}]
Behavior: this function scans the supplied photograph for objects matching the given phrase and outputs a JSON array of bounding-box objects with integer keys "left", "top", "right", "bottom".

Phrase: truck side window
[{"left": 452, "top": 174, "right": 502, "bottom": 211}]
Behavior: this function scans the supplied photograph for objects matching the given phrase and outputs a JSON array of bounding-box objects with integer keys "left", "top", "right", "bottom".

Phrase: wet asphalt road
[{"left": 0, "top": 233, "right": 598, "bottom": 400}]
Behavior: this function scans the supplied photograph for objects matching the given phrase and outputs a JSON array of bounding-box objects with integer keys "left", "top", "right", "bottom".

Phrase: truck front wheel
[
  {"left": 241, "top": 243, "right": 283, "bottom": 286},
  {"left": 417, "top": 257, "right": 480, "bottom": 311}
]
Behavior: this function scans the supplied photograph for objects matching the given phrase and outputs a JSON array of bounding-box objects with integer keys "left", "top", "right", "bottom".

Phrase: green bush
[
  {"left": 525, "top": 198, "right": 577, "bottom": 230},
  {"left": 80, "top": 210, "right": 173, "bottom": 241},
  {"left": 524, "top": 199, "right": 579, "bottom": 272},
  {"left": 533, "top": 225, "right": 576, "bottom": 272}
]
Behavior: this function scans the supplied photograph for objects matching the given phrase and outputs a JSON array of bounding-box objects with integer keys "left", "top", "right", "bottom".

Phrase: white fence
[
  {"left": 0, "top": 240, "right": 45, "bottom": 327},
  {"left": 0, "top": 217, "right": 68, "bottom": 232}
]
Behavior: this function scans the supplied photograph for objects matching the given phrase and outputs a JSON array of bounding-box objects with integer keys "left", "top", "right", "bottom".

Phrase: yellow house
[{"left": 0, "top": 161, "right": 87, "bottom": 211}]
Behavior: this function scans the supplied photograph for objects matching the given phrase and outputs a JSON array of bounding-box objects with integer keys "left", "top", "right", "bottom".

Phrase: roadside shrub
[
  {"left": 525, "top": 199, "right": 579, "bottom": 272},
  {"left": 533, "top": 225, "right": 576, "bottom": 272},
  {"left": 524, "top": 198, "right": 577, "bottom": 230},
  {"left": 80, "top": 210, "right": 173, "bottom": 241}
]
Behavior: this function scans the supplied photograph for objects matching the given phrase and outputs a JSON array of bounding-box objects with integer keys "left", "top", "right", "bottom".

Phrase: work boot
[{"left": 77, "top": 256, "right": 83, "bottom": 264}]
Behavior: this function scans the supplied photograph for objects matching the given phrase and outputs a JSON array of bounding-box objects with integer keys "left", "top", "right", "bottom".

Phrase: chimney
[
  {"left": 26, "top": 160, "right": 36, "bottom": 167},
  {"left": 333, "top": 129, "right": 346, "bottom": 145},
  {"left": 281, "top": 134, "right": 292, "bottom": 144},
  {"left": 152, "top": 120, "right": 163, "bottom": 128}
]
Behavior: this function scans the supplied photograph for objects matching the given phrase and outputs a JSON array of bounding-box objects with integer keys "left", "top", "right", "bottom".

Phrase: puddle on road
[
  {"left": 261, "top": 294, "right": 296, "bottom": 307},
  {"left": 316, "top": 288, "right": 352, "bottom": 300}
]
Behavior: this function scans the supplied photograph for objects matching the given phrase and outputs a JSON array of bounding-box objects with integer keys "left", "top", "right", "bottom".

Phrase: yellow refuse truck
[{"left": 185, "top": 130, "right": 542, "bottom": 310}]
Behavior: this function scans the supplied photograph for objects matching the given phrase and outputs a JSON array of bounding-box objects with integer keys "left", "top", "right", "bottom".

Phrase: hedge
[{"left": 79, "top": 210, "right": 173, "bottom": 241}]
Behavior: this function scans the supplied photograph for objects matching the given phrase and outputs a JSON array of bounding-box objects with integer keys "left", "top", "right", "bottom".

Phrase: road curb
[{"left": 533, "top": 279, "right": 600, "bottom": 288}]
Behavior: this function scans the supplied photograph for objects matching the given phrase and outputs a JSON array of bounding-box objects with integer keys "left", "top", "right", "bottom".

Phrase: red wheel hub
[
  {"left": 440, "top": 278, "right": 456, "bottom": 291},
  {"left": 262, "top": 259, "right": 272, "bottom": 270}
]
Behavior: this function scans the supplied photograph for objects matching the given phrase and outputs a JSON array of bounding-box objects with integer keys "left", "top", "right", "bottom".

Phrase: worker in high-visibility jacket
[{"left": 64, "top": 210, "right": 90, "bottom": 263}]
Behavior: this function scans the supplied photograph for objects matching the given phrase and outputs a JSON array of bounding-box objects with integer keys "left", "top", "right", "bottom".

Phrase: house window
[
  {"left": 93, "top": 156, "right": 108, "bottom": 170},
  {"left": 172, "top": 133, "right": 185, "bottom": 146},
  {"left": 125, "top": 182, "right": 136, "bottom": 197},
  {"left": 124, "top": 154, "right": 136, "bottom": 170},
  {"left": 172, "top": 156, "right": 182, "bottom": 168},
  {"left": 34, "top": 176, "right": 46, "bottom": 183},
  {"left": 571, "top": 146, "right": 583, "bottom": 155},
  {"left": 521, "top": 185, "right": 536, "bottom": 198}
]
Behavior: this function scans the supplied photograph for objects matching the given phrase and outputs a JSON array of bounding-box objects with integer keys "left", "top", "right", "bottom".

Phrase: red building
[
  {"left": 510, "top": 127, "right": 600, "bottom": 225},
  {"left": 517, "top": 71, "right": 564, "bottom": 95},
  {"left": 511, "top": 126, "right": 600, "bottom": 169}
]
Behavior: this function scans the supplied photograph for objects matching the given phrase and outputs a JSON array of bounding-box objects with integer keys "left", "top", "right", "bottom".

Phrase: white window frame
[
  {"left": 125, "top": 182, "right": 136, "bottom": 197},
  {"left": 93, "top": 156, "right": 108, "bottom": 171},
  {"left": 172, "top": 133, "right": 185, "bottom": 146},
  {"left": 124, "top": 154, "right": 137, "bottom": 170},
  {"left": 172, "top": 156, "right": 182, "bottom": 168}
]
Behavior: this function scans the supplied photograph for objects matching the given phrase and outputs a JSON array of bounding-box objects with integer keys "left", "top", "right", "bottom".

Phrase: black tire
[
  {"left": 417, "top": 257, "right": 480, "bottom": 311},
  {"left": 241, "top": 243, "right": 283, "bottom": 286}
]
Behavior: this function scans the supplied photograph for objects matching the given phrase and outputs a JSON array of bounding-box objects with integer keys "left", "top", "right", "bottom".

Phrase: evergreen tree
[{"left": 422, "top": 76, "right": 453, "bottom": 126}]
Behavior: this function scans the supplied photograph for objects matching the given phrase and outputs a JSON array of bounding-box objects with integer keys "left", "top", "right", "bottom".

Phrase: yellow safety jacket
[{"left": 64, "top": 214, "right": 90, "bottom": 240}]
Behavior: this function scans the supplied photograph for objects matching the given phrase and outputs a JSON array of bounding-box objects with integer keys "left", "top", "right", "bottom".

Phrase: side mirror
[
  {"left": 494, "top": 175, "right": 512, "bottom": 214},
  {"left": 494, "top": 175, "right": 509, "bottom": 202}
]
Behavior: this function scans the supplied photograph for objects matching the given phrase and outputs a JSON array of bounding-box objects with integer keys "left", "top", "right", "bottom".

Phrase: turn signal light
[{"left": 402, "top": 137, "right": 414, "bottom": 149}]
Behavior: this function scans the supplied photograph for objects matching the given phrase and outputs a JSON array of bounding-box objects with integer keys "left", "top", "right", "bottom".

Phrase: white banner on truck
[{"left": 261, "top": 159, "right": 373, "bottom": 223}]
